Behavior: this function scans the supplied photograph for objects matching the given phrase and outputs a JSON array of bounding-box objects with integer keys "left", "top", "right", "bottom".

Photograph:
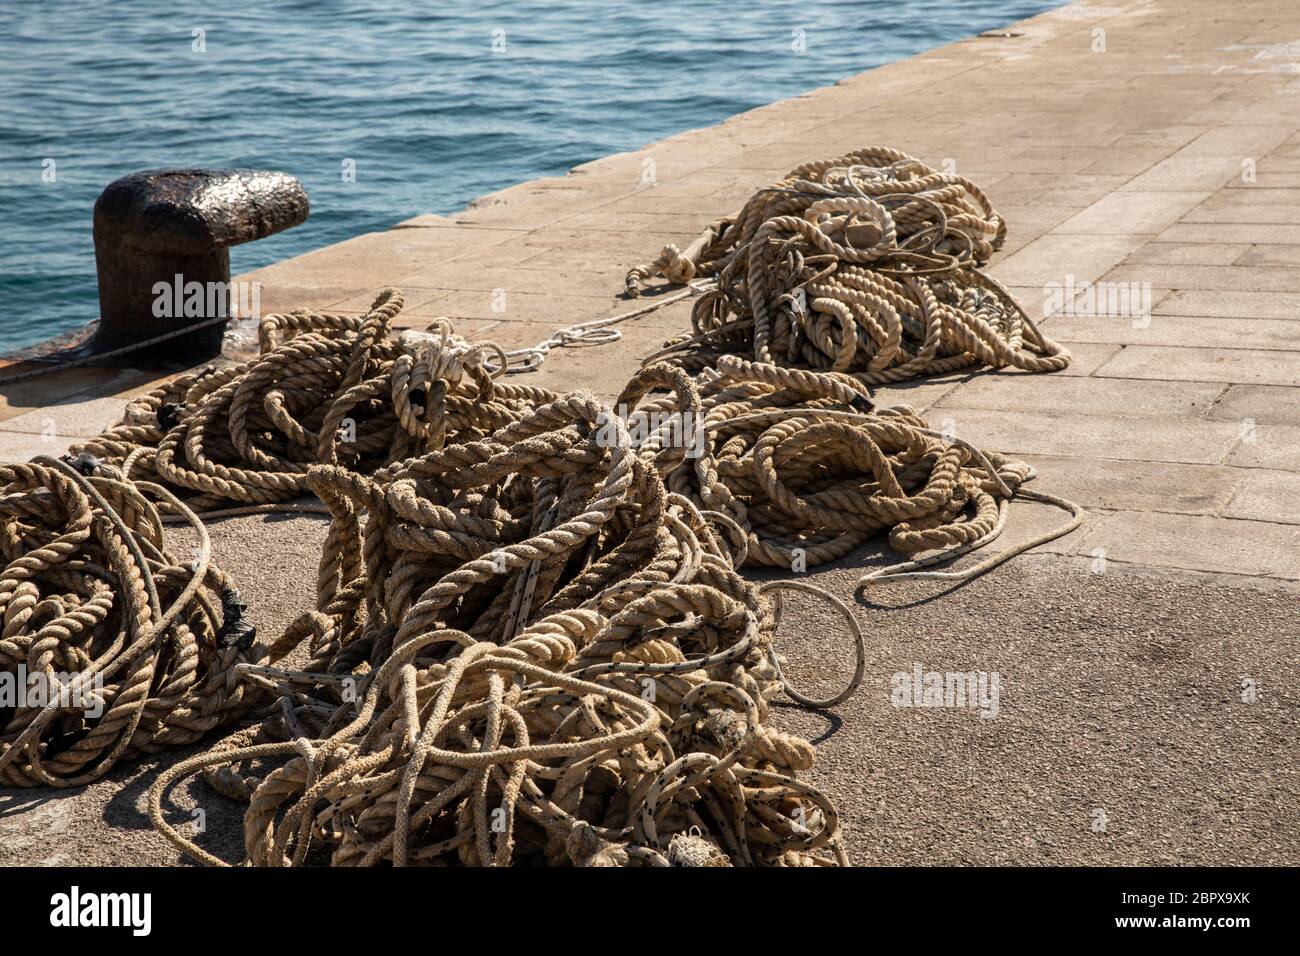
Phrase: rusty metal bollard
[{"left": 92, "top": 168, "right": 309, "bottom": 360}]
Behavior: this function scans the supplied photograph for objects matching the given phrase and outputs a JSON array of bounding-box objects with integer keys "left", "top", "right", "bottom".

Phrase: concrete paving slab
[
  {"left": 388, "top": 266, "right": 616, "bottom": 300},
  {"left": 934, "top": 374, "right": 1224, "bottom": 419},
  {"left": 0, "top": 429, "right": 78, "bottom": 464},
  {"left": 1185, "top": 205, "right": 1300, "bottom": 225},
  {"left": 1223, "top": 469, "right": 1300, "bottom": 524},
  {"left": 0, "top": 367, "right": 148, "bottom": 423},
  {"left": 420, "top": 290, "right": 686, "bottom": 332},
  {"left": 1226, "top": 424, "right": 1300, "bottom": 471},
  {"left": 1103, "top": 264, "right": 1300, "bottom": 293},
  {"left": 1240, "top": 244, "right": 1300, "bottom": 266},
  {"left": 985, "top": 173, "right": 1133, "bottom": 207},
  {"left": 1198, "top": 188, "right": 1300, "bottom": 208},
  {"left": 987, "top": 233, "right": 1153, "bottom": 287},
  {"left": 1127, "top": 242, "right": 1253, "bottom": 265},
  {"left": 932, "top": 406, "right": 1242, "bottom": 464},
  {"left": 1208, "top": 384, "right": 1300, "bottom": 426},
  {"left": 0, "top": 397, "right": 128, "bottom": 439},
  {"left": 1049, "top": 313, "right": 1300, "bottom": 350},
  {"left": 1226, "top": 173, "right": 1300, "bottom": 189},
  {"left": 1022, "top": 455, "right": 1245, "bottom": 516},
  {"left": 1094, "top": 345, "right": 1300, "bottom": 387},
  {"left": 1180, "top": 125, "right": 1296, "bottom": 158},
  {"left": 1118, "top": 155, "right": 1239, "bottom": 193},
  {"left": 1158, "top": 222, "right": 1300, "bottom": 244},
  {"left": 1076, "top": 511, "right": 1300, "bottom": 579},
  {"left": 1154, "top": 289, "right": 1300, "bottom": 319},
  {"left": 1052, "top": 191, "right": 1210, "bottom": 235}
]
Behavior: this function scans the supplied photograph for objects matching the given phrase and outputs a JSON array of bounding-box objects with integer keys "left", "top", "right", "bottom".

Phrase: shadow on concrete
[
  {"left": 106, "top": 747, "right": 247, "bottom": 866},
  {"left": 771, "top": 701, "right": 842, "bottom": 745},
  {"left": 0, "top": 788, "right": 65, "bottom": 818}
]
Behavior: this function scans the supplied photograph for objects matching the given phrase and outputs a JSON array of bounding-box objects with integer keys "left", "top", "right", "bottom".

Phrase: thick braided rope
[
  {"left": 136, "top": 326, "right": 1078, "bottom": 866},
  {"left": 0, "top": 457, "right": 265, "bottom": 786},
  {"left": 22, "top": 149, "right": 1086, "bottom": 866},
  {"left": 626, "top": 146, "right": 1070, "bottom": 383},
  {"left": 149, "top": 382, "right": 848, "bottom": 867},
  {"left": 142, "top": 347, "right": 1073, "bottom": 866},
  {"left": 72, "top": 290, "right": 551, "bottom": 513},
  {"left": 611, "top": 356, "right": 1037, "bottom": 572}
]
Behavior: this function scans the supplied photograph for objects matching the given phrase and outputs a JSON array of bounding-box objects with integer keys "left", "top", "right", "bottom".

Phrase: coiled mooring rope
[
  {"left": 626, "top": 146, "right": 1070, "bottom": 383},
  {"left": 149, "top": 385, "right": 848, "bottom": 866},
  {"left": 73, "top": 290, "right": 551, "bottom": 514},
  {"left": 615, "top": 354, "right": 1082, "bottom": 584},
  {"left": 0, "top": 455, "right": 264, "bottom": 786},
  {"left": 140, "top": 325, "right": 1078, "bottom": 866},
  {"left": 40, "top": 148, "right": 1088, "bottom": 866}
]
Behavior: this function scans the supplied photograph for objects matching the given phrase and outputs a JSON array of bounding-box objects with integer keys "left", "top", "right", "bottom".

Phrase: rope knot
[{"left": 667, "top": 831, "right": 731, "bottom": 867}]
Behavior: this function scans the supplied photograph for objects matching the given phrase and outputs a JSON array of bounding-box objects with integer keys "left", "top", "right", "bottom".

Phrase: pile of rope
[
  {"left": 73, "top": 290, "right": 551, "bottom": 513},
  {"left": 0, "top": 455, "right": 263, "bottom": 786},
  {"left": 614, "top": 356, "right": 1080, "bottom": 585},
  {"left": 626, "top": 146, "right": 1070, "bottom": 383},
  {"left": 143, "top": 348, "right": 1077, "bottom": 866},
  {"left": 149, "top": 376, "right": 851, "bottom": 866},
  {"left": 37, "top": 151, "right": 1086, "bottom": 863}
]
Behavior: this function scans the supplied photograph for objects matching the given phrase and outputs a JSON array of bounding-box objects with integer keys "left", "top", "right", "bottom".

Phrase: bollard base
[
  {"left": 86, "top": 319, "right": 229, "bottom": 367},
  {"left": 90, "top": 167, "right": 308, "bottom": 365}
]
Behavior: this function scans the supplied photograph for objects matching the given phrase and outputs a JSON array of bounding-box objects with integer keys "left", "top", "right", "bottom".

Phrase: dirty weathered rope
[
  {"left": 0, "top": 455, "right": 264, "bottom": 786},
  {"left": 609, "top": 355, "right": 1081, "bottom": 587},
  {"left": 73, "top": 290, "right": 551, "bottom": 513},
  {"left": 626, "top": 146, "right": 1070, "bottom": 383},
  {"left": 149, "top": 378, "right": 848, "bottom": 866},
  {"left": 26, "top": 151, "right": 1090, "bottom": 870}
]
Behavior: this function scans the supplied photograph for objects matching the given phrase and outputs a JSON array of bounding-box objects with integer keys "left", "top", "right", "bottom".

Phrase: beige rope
[
  {"left": 137, "top": 330, "right": 1078, "bottom": 867},
  {"left": 148, "top": 380, "right": 848, "bottom": 867},
  {"left": 626, "top": 146, "right": 1070, "bottom": 383},
  {"left": 616, "top": 355, "right": 1079, "bottom": 575},
  {"left": 73, "top": 291, "right": 553, "bottom": 514},
  {"left": 42, "top": 151, "right": 1090, "bottom": 867},
  {"left": 0, "top": 455, "right": 265, "bottom": 786}
]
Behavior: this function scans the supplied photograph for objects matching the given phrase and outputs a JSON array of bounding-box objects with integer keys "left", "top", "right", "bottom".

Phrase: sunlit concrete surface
[{"left": 2, "top": 0, "right": 1296, "bottom": 865}]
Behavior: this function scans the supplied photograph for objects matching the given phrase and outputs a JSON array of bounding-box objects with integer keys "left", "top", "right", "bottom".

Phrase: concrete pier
[{"left": 1, "top": 0, "right": 1296, "bottom": 865}]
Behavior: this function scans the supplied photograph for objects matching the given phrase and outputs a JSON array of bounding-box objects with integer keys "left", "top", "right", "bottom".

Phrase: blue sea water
[{"left": 0, "top": 0, "right": 1055, "bottom": 352}]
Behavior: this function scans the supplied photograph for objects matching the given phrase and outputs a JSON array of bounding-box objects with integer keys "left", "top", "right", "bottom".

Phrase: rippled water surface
[{"left": 0, "top": 0, "right": 1055, "bottom": 351}]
